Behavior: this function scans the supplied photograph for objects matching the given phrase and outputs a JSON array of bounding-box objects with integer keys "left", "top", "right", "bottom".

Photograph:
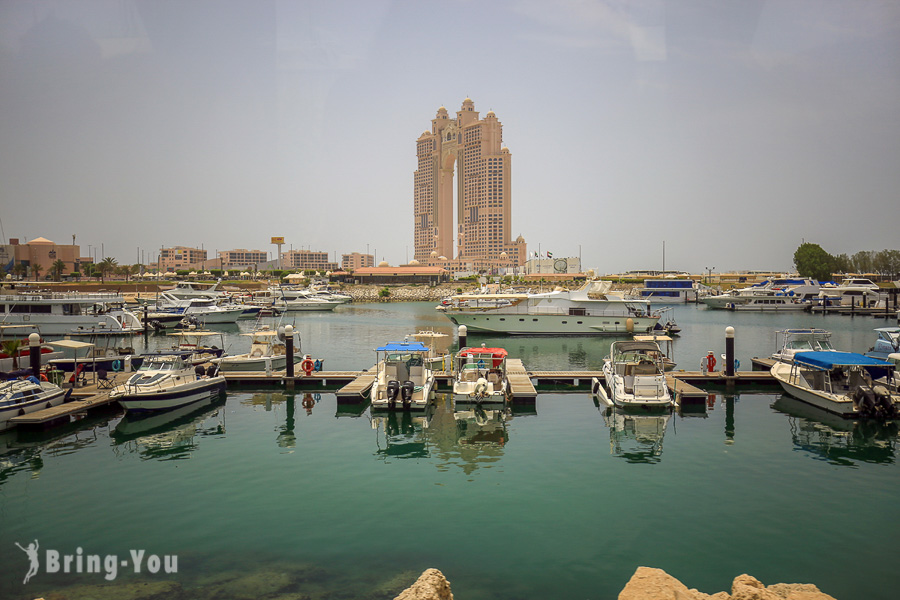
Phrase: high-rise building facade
[{"left": 414, "top": 99, "right": 525, "bottom": 271}]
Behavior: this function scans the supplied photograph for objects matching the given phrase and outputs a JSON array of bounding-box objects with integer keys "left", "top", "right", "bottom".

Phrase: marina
[{"left": 1, "top": 299, "right": 899, "bottom": 600}]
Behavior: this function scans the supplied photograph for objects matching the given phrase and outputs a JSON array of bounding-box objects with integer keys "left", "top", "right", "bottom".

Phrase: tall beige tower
[{"left": 414, "top": 99, "right": 525, "bottom": 270}]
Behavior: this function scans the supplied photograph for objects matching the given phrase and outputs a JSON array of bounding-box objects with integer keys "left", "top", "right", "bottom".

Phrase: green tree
[
  {"left": 30, "top": 263, "right": 43, "bottom": 281},
  {"left": 793, "top": 243, "right": 835, "bottom": 282},
  {"left": 98, "top": 257, "right": 118, "bottom": 283},
  {"left": 851, "top": 250, "right": 874, "bottom": 274},
  {"left": 12, "top": 262, "right": 26, "bottom": 280},
  {"left": 1, "top": 339, "right": 23, "bottom": 370},
  {"left": 50, "top": 259, "right": 67, "bottom": 281},
  {"left": 832, "top": 253, "right": 852, "bottom": 275}
]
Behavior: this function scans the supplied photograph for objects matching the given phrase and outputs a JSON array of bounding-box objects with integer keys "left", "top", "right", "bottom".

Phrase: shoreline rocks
[{"left": 618, "top": 567, "right": 838, "bottom": 600}]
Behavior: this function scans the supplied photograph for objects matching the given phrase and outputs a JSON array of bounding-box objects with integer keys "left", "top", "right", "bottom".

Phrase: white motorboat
[
  {"left": 213, "top": 326, "right": 302, "bottom": 372},
  {"left": 771, "top": 329, "right": 837, "bottom": 363},
  {"left": 452, "top": 346, "right": 509, "bottom": 404},
  {"left": 110, "top": 354, "right": 226, "bottom": 413},
  {"left": 701, "top": 277, "right": 821, "bottom": 309},
  {"left": 632, "top": 334, "right": 676, "bottom": 371},
  {"left": 725, "top": 296, "right": 809, "bottom": 311},
  {"left": 439, "top": 279, "right": 660, "bottom": 335},
  {"left": 163, "top": 279, "right": 226, "bottom": 300},
  {"left": 595, "top": 340, "right": 672, "bottom": 409},
  {"left": 818, "top": 278, "right": 882, "bottom": 307},
  {"left": 1, "top": 376, "right": 70, "bottom": 432},
  {"left": 770, "top": 351, "right": 900, "bottom": 418},
  {"left": 152, "top": 293, "right": 244, "bottom": 324},
  {"left": 370, "top": 341, "right": 435, "bottom": 411},
  {"left": 0, "top": 292, "right": 143, "bottom": 335},
  {"left": 866, "top": 327, "right": 900, "bottom": 361}
]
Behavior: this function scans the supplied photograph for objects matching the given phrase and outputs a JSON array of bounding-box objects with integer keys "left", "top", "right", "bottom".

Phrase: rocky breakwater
[
  {"left": 345, "top": 284, "right": 476, "bottom": 303},
  {"left": 619, "top": 567, "right": 837, "bottom": 600}
]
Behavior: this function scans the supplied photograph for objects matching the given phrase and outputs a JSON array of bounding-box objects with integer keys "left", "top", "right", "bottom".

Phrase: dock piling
[
  {"left": 29, "top": 332, "right": 41, "bottom": 376},
  {"left": 284, "top": 325, "right": 295, "bottom": 391},
  {"left": 725, "top": 326, "right": 735, "bottom": 377},
  {"left": 458, "top": 325, "right": 467, "bottom": 349}
]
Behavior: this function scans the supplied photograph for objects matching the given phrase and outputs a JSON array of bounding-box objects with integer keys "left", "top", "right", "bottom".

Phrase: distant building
[
  {"left": 282, "top": 250, "right": 338, "bottom": 272},
  {"left": 342, "top": 252, "right": 375, "bottom": 271},
  {"left": 219, "top": 249, "right": 267, "bottom": 269},
  {"left": 352, "top": 265, "right": 449, "bottom": 285},
  {"left": 2, "top": 237, "right": 81, "bottom": 276},
  {"left": 524, "top": 256, "right": 582, "bottom": 276},
  {"left": 159, "top": 246, "right": 207, "bottom": 271},
  {"left": 414, "top": 99, "right": 526, "bottom": 272}
]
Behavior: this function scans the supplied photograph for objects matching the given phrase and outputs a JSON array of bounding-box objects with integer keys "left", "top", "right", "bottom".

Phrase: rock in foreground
[
  {"left": 619, "top": 567, "right": 838, "bottom": 600},
  {"left": 393, "top": 568, "right": 453, "bottom": 600}
]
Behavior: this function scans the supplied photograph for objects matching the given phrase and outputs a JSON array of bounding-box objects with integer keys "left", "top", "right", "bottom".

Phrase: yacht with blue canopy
[
  {"left": 370, "top": 341, "right": 435, "bottom": 411},
  {"left": 771, "top": 351, "right": 899, "bottom": 418}
]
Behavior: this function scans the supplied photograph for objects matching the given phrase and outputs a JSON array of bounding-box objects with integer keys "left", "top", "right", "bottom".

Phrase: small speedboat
[
  {"left": 866, "top": 327, "right": 900, "bottom": 361},
  {"left": 452, "top": 346, "right": 509, "bottom": 404},
  {"left": 370, "top": 341, "right": 435, "bottom": 411},
  {"left": 1, "top": 374, "right": 70, "bottom": 432},
  {"left": 110, "top": 355, "right": 226, "bottom": 413},
  {"left": 213, "top": 326, "right": 302, "bottom": 372},
  {"left": 771, "top": 351, "right": 899, "bottom": 418},
  {"left": 595, "top": 340, "right": 673, "bottom": 410}
]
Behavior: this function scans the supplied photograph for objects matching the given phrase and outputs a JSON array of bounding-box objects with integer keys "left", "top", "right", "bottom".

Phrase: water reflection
[
  {"left": 601, "top": 407, "right": 672, "bottom": 463},
  {"left": 372, "top": 409, "right": 432, "bottom": 460},
  {"left": 112, "top": 395, "right": 226, "bottom": 460},
  {"left": 773, "top": 394, "right": 899, "bottom": 466}
]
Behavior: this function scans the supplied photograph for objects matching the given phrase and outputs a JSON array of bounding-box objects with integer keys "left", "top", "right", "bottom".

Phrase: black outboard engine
[
  {"left": 874, "top": 385, "right": 895, "bottom": 419},
  {"left": 386, "top": 380, "right": 400, "bottom": 409},
  {"left": 195, "top": 365, "right": 206, "bottom": 379},
  {"left": 206, "top": 364, "right": 218, "bottom": 378},
  {"left": 401, "top": 380, "right": 415, "bottom": 409},
  {"left": 854, "top": 386, "right": 877, "bottom": 417}
]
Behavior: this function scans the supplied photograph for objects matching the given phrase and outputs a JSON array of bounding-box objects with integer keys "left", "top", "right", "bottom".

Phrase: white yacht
[
  {"left": 164, "top": 280, "right": 226, "bottom": 300},
  {"left": 819, "top": 278, "right": 882, "bottom": 307},
  {"left": 725, "top": 296, "right": 808, "bottom": 311},
  {"left": 370, "top": 341, "right": 435, "bottom": 411},
  {"left": 439, "top": 279, "right": 659, "bottom": 335},
  {"left": 153, "top": 293, "right": 244, "bottom": 324},
  {"left": 771, "top": 329, "right": 837, "bottom": 363},
  {"left": 0, "top": 292, "right": 143, "bottom": 336},
  {"left": 594, "top": 340, "right": 673, "bottom": 409},
  {"left": 701, "top": 277, "right": 821, "bottom": 309}
]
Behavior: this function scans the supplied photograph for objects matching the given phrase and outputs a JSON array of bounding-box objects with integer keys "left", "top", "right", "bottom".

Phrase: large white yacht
[
  {"left": 700, "top": 277, "right": 821, "bottom": 309},
  {"left": 0, "top": 292, "right": 143, "bottom": 336},
  {"left": 438, "top": 280, "right": 659, "bottom": 335}
]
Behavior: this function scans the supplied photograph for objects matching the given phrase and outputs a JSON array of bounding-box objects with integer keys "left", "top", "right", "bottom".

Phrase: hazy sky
[{"left": 1, "top": 0, "right": 898, "bottom": 274}]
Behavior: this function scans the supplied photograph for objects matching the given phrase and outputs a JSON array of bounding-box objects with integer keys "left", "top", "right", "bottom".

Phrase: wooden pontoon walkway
[{"left": 9, "top": 387, "right": 118, "bottom": 427}]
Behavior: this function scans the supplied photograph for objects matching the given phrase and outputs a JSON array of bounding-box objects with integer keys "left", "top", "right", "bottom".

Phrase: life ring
[
  {"left": 477, "top": 359, "right": 485, "bottom": 369},
  {"left": 734, "top": 358, "right": 741, "bottom": 370},
  {"left": 40, "top": 373, "right": 48, "bottom": 382},
  {"left": 302, "top": 396, "right": 315, "bottom": 409},
  {"left": 112, "top": 359, "right": 122, "bottom": 372},
  {"left": 300, "top": 358, "right": 314, "bottom": 376}
]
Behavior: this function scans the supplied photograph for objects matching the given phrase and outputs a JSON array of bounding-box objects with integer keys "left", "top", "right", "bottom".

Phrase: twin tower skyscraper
[{"left": 413, "top": 98, "right": 526, "bottom": 271}]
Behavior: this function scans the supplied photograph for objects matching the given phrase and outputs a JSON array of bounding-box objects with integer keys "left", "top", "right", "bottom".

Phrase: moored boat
[
  {"left": 865, "top": 327, "right": 900, "bottom": 361},
  {"left": 771, "top": 329, "right": 837, "bottom": 363},
  {"left": 110, "top": 354, "right": 226, "bottom": 413},
  {"left": 213, "top": 326, "right": 302, "bottom": 372},
  {"left": 770, "top": 351, "right": 899, "bottom": 418},
  {"left": 598, "top": 340, "right": 673, "bottom": 409},
  {"left": 1, "top": 375, "right": 70, "bottom": 432},
  {"left": 370, "top": 341, "right": 435, "bottom": 411},
  {"left": 453, "top": 346, "right": 509, "bottom": 404}
]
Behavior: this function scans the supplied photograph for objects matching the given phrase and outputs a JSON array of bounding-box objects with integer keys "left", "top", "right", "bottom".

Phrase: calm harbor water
[{"left": 1, "top": 303, "right": 898, "bottom": 599}]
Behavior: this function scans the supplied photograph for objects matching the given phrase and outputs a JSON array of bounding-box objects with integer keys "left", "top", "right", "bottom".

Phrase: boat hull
[
  {"left": 770, "top": 363, "right": 859, "bottom": 417},
  {"left": 443, "top": 312, "right": 659, "bottom": 335},
  {"left": 114, "top": 377, "right": 227, "bottom": 413},
  {"left": 216, "top": 353, "right": 302, "bottom": 372},
  {"left": 0, "top": 385, "right": 69, "bottom": 432}
]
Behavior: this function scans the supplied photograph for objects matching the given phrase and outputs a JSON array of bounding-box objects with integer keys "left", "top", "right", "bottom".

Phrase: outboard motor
[
  {"left": 874, "top": 385, "right": 895, "bottom": 418},
  {"left": 854, "top": 386, "right": 877, "bottom": 417},
  {"left": 401, "top": 380, "right": 415, "bottom": 409},
  {"left": 194, "top": 365, "right": 206, "bottom": 379},
  {"left": 386, "top": 380, "right": 400, "bottom": 410},
  {"left": 206, "top": 364, "right": 218, "bottom": 378}
]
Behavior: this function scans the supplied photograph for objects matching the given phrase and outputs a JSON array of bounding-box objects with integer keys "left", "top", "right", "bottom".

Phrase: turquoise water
[{"left": 1, "top": 303, "right": 898, "bottom": 599}]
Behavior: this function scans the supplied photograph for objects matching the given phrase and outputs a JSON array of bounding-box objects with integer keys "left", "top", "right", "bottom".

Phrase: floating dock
[{"left": 9, "top": 387, "right": 118, "bottom": 427}]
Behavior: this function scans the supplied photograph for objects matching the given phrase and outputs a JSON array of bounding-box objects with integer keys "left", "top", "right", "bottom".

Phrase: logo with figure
[{"left": 15, "top": 539, "right": 40, "bottom": 584}]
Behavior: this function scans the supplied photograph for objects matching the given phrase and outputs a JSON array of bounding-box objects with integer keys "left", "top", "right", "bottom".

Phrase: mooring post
[
  {"left": 284, "top": 324, "right": 295, "bottom": 391},
  {"left": 458, "top": 325, "right": 467, "bottom": 350},
  {"left": 725, "top": 326, "right": 735, "bottom": 389},
  {"left": 29, "top": 332, "right": 41, "bottom": 377}
]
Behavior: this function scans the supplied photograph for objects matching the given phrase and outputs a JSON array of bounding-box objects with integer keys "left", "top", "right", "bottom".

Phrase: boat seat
[{"left": 488, "top": 371, "right": 502, "bottom": 384}]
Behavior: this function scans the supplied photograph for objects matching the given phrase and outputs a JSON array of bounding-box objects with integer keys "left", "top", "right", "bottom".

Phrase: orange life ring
[
  {"left": 706, "top": 354, "right": 717, "bottom": 372},
  {"left": 40, "top": 373, "right": 48, "bottom": 382},
  {"left": 302, "top": 396, "right": 315, "bottom": 409},
  {"left": 300, "top": 358, "right": 314, "bottom": 376}
]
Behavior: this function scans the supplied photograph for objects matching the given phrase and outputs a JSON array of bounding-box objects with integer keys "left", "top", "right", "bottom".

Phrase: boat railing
[{"left": 0, "top": 292, "right": 126, "bottom": 302}]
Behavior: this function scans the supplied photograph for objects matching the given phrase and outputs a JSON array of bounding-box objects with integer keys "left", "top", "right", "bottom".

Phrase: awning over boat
[
  {"left": 793, "top": 351, "right": 891, "bottom": 370},
  {"left": 376, "top": 341, "right": 430, "bottom": 352},
  {"left": 613, "top": 341, "right": 662, "bottom": 352},
  {"left": 459, "top": 347, "right": 508, "bottom": 358},
  {"left": 47, "top": 340, "right": 95, "bottom": 350}
]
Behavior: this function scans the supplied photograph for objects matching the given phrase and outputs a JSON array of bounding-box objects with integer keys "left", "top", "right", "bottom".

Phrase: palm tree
[
  {"left": 98, "top": 257, "right": 118, "bottom": 283},
  {"left": 1, "top": 339, "right": 23, "bottom": 370},
  {"left": 12, "top": 262, "right": 27, "bottom": 280},
  {"left": 31, "top": 263, "right": 43, "bottom": 281},
  {"left": 51, "top": 259, "right": 67, "bottom": 281}
]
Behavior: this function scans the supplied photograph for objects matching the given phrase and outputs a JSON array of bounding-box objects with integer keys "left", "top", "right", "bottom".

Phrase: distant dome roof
[
  {"left": 501, "top": 147, "right": 510, "bottom": 153},
  {"left": 515, "top": 235, "right": 525, "bottom": 243},
  {"left": 27, "top": 237, "right": 54, "bottom": 244},
  {"left": 500, "top": 252, "right": 508, "bottom": 258},
  {"left": 486, "top": 110, "right": 495, "bottom": 117},
  {"left": 378, "top": 260, "right": 389, "bottom": 267},
  {"left": 438, "top": 256, "right": 447, "bottom": 261},
  {"left": 463, "top": 97, "right": 473, "bottom": 103},
  {"left": 430, "top": 250, "right": 438, "bottom": 257},
  {"left": 408, "top": 259, "right": 420, "bottom": 265}
]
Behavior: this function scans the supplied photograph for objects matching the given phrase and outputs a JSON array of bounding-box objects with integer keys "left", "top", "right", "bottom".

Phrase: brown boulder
[{"left": 393, "top": 568, "right": 453, "bottom": 600}]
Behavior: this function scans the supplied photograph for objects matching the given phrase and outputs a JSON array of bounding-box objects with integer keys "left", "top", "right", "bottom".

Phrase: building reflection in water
[{"left": 773, "top": 394, "right": 899, "bottom": 466}]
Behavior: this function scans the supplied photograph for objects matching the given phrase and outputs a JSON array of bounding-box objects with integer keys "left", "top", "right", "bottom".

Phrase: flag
[{"left": 547, "top": 251, "right": 553, "bottom": 258}]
